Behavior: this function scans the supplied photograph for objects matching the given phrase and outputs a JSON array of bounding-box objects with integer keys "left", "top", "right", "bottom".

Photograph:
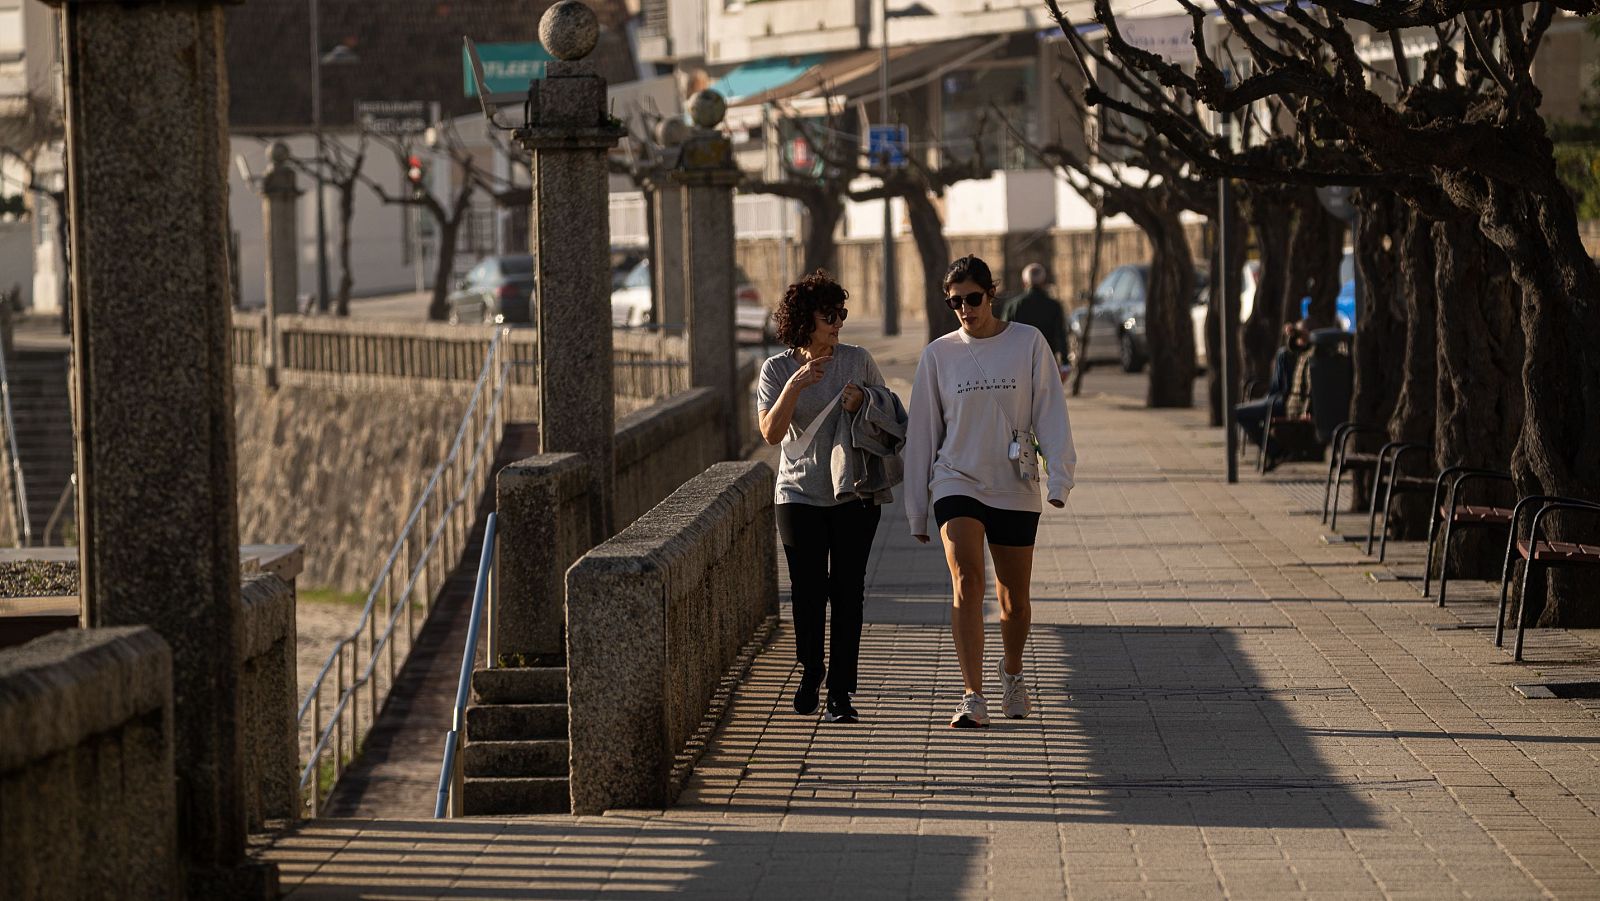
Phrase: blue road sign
[{"left": 868, "top": 124, "right": 909, "bottom": 169}]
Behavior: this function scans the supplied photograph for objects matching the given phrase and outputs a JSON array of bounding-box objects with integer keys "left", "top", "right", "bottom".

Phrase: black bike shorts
[{"left": 932, "top": 495, "right": 1041, "bottom": 548}]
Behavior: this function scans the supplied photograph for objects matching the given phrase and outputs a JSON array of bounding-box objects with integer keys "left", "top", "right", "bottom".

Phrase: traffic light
[{"left": 406, "top": 155, "right": 427, "bottom": 193}]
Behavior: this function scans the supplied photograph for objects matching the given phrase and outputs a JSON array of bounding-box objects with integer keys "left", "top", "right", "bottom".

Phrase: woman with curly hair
[
  {"left": 904, "top": 254, "right": 1076, "bottom": 729},
  {"left": 757, "top": 270, "right": 890, "bottom": 724}
]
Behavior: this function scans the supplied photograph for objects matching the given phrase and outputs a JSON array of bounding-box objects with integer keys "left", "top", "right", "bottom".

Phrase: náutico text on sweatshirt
[{"left": 903, "top": 322, "right": 1077, "bottom": 534}]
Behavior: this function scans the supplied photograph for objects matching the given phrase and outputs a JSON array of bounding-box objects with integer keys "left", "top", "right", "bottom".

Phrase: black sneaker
[
  {"left": 823, "top": 692, "right": 858, "bottom": 724},
  {"left": 793, "top": 671, "right": 823, "bottom": 715}
]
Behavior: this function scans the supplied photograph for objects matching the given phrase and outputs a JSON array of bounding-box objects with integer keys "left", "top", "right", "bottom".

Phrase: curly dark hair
[
  {"left": 774, "top": 270, "right": 849, "bottom": 348},
  {"left": 943, "top": 254, "right": 998, "bottom": 294}
]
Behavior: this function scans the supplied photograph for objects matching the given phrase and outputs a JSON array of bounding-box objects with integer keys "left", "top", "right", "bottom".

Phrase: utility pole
[{"left": 879, "top": 0, "right": 899, "bottom": 336}]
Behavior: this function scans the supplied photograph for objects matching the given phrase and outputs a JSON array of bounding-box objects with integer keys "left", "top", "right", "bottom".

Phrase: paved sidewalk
[{"left": 258, "top": 332, "right": 1600, "bottom": 899}]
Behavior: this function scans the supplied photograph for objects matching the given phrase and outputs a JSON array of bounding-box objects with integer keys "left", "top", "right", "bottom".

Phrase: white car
[{"left": 609, "top": 259, "right": 773, "bottom": 340}]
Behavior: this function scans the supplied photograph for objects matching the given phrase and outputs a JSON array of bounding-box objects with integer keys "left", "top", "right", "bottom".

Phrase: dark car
[
  {"left": 1069, "top": 263, "right": 1209, "bottom": 373},
  {"left": 447, "top": 254, "right": 535, "bottom": 326}
]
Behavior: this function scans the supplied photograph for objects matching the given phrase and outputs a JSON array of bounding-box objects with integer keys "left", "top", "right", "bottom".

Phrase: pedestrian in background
[
  {"left": 999, "top": 263, "right": 1070, "bottom": 383},
  {"left": 904, "top": 254, "right": 1077, "bottom": 728},
  {"left": 757, "top": 271, "right": 894, "bottom": 724}
]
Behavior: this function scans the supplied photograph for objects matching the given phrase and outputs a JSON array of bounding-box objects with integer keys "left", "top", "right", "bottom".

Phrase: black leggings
[{"left": 776, "top": 500, "right": 882, "bottom": 695}]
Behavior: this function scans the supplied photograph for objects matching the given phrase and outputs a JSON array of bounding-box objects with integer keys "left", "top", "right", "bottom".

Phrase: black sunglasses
[
  {"left": 944, "top": 291, "right": 986, "bottom": 311},
  {"left": 820, "top": 308, "right": 849, "bottom": 325}
]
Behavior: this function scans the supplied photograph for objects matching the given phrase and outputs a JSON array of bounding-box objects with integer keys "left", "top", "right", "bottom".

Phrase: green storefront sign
[{"left": 463, "top": 42, "right": 555, "bottom": 97}]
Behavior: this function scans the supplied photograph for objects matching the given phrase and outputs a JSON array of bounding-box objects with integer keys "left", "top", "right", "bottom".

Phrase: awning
[
  {"left": 725, "top": 36, "right": 1001, "bottom": 110},
  {"left": 710, "top": 54, "right": 828, "bottom": 103}
]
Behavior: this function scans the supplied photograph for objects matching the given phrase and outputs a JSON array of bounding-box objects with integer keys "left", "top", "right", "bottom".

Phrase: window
[
  {"left": 0, "top": 10, "right": 22, "bottom": 63},
  {"left": 942, "top": 62, "right": 1039, "bottom": 170}
]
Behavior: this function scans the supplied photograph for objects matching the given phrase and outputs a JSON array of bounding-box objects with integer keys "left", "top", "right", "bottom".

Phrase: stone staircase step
[
  {"left": 462, "top": 739, "right": 569, "bottom": 778},
  {"left": 461, "top": 776, "right": 569, "bottom": 815},
  {"left": 465, "top": 703, "right": 567, "bottom": 741},
  {"left": 471, "top": 666, "right": 567, "bottom": 705}
]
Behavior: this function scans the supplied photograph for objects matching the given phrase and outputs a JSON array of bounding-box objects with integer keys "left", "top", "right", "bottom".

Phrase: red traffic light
[{"left": 406, "top": 155, "right": 425, "bottom": 184}]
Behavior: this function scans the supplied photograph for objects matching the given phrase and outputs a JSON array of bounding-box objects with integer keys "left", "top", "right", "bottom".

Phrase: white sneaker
[
  {"left": 996, "top": 659, "right": 1032, "bottom": 719},
  {"left": 950, "top": 692, "right": 990, "bottom": 729}
]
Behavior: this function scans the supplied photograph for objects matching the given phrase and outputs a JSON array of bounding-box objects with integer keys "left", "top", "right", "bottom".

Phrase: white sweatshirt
[{"left": 903, "top": 322, "right": 1077, "bottom": 534}]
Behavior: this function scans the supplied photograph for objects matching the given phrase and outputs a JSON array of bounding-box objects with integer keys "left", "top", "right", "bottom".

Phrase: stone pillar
[
  {"left": 494, "top": 453, "right": 591, "bottom": 660},
  {"left": 48, "top": 0, "right": 273, "bottom": 895},
  {"left": 674, "top": 91, "right": 742, "bottom": 460},
  {"left": 260, "top": 142, "right": 300, "bottom": 390},
  {"left": 516, "top": 0, "right": 625, "bottom": 544},
  {"left": 647, "top": 121, "right": 690, "bottom": 332}
]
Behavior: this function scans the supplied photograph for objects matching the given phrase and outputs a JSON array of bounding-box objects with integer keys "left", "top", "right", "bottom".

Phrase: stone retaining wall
[
  {"left": 0, "top": 626, "right": 179, "bottom": 898},
  {"left": 239, "top": 574, "right": 297, "bottom": 829},
  {"left": 235, "top": 379, "right": 471, "bottom": 593},
  {"left": 565, "top": 461, "right": 778, "bottom": 814}
]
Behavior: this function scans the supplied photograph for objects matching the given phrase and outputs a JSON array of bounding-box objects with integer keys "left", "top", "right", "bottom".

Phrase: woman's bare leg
[
  {"left": 989, "top": 544, "right": 1035, "bottom": 676},
  {"left": 941, "top": 517, "right": 988, "bottom": 695}
]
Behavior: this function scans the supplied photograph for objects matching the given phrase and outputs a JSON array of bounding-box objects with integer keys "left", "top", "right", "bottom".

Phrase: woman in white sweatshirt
[{"left": 904, "top": 255, "right": 1076, "bottom": 728}]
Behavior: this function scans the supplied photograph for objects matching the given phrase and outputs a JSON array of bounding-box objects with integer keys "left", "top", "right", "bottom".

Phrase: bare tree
[
  {"left": 739, "top": 99, "right": 859, "bottom": 276},
  {"left": 1045, "top": 0, "right": 1593, "bottom": 625},
  {"left": 780, "top": 113, "right": 994, "bottom": 342},
  {"left": 0, "top": 93, "right": 67, "bottom": 331},
  {"left": 360, "top": 122, "right": 486, "bottom": 322},
  {"left": 287, "top": 134, "right": 369, "bottom": 316}
]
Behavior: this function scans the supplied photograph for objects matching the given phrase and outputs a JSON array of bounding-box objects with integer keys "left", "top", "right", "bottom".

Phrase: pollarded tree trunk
[
  {"left": 1431, "top": 212, "right": 1523, "bottom": 579},
  {"left": 904, "top": 189, "right": 955, "bottom": 343},
  {"left": 336, "top": 181, "right": 356, "bottom": 316},
  {"left": 1381, "top": 205, "right": 1438, "bottom": 540},
  {"left": 1282, "top": 187, "right": 1345, "bottom": 330},
  {"left": 1348, "top": 189, "right": 1406, "bottom": 512},
  {"left": 1204, "top": 188, "right": 1245, "bottom": 427},
  {"left": 1242, "top": 188, "right": 1291, "bottom": 386},
  {"left": 1128, "top": 202, "right": 1196, "bottom": 408},
  {"left": 801, "top": 189, "right": 844, "bottom": 276},
  {"left": 1452, "top": 169, "right": 1600, "bottom": 629},
  {"left": 430, "top": 218, "right": 459, "bottom": 322}
]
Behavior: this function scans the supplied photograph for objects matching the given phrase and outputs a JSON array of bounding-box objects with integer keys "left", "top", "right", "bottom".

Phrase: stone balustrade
[
  {"left": 230, "top": 313, "right": 688, "bottom": 401},
  {"left": 493, "top": 371, "right": 757, "bottom": 662},
  {"left": 0, "top": 627, "right": 179, "bottom": 897},
  {"left": 564, "top": 461, "right": 778, "bottom": 815},
  {"left": 239, "top": 574, "right": 297, "bottom": 829}
]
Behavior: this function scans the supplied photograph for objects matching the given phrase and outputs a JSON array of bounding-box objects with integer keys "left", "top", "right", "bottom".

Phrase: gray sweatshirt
[
  {"left": 757, "top": 344, "right": 886, "bottom": 506},
  {"left": 903, "top": 322, "right": 1076, "bottom": 534}
]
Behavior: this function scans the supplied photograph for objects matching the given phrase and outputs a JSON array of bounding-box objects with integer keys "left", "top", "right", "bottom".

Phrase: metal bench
[
  {"left": 1422, "top": 467, "right": 1513, "bottom": 606},
  {"left": 1365, "top": 441, "right": 1434, "bottom": 561},
  {"left": 1494, "top": 496, "right": 1600, "bottom": 661},
  {"left": 1323, "top": 422, "right": 1384, "bottom": 528}
]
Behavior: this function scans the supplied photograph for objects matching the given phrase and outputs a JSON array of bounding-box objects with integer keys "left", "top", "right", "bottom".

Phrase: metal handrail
[
  {"left": 42, "top": 475, "right": 74, "bottom": 546},
  {"left": 435, "top": 512, "right": 497, "bottom": 818},
  {"left": 0, "top": 327, "right": 33, "bottom": 546},
  {"left": 295, "top": 328, "right": 510, "bottom": 816}
]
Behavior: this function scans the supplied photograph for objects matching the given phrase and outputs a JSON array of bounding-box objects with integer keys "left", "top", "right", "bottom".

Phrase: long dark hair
[{"left": 774, "top": 270, "right": 849, "bottom": 348}]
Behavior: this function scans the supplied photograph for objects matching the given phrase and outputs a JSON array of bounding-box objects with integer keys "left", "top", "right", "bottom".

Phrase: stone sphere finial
[
  {"left": 540, "top": 0, "right": 600, "bottom": 61},
  {"left": 268, "top": 141, "right": 291, "bottom": 164},
  {"left": 687, "top": 90, "right": 727, "bottom": 129}
]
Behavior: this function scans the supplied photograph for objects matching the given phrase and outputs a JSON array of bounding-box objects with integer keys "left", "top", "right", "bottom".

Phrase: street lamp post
[
  {"left": 310, "top": 0, "right": 329, "bottom": 314},
  {"left": 879, "top": 0, "right": 899, "bottom": 336}
]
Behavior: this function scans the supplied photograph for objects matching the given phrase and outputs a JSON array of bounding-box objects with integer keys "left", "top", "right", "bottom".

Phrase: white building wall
[{"left": 228, "top": 134, "right": 424, "bottom": 309}]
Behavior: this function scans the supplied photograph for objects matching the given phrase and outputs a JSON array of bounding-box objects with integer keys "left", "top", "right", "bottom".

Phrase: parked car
[
  {"left": 1069, "top": 264, "right": 1209, "bottom": 373},
  {"left": 609, "top": 259, "right": 774, "bottom": 341},
  {"left": 446, "top": 254, "right": 535, "bottom": 326}
]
